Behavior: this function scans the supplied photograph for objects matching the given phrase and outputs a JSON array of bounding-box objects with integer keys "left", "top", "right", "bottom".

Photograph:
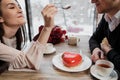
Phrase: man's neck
[{"left": 107, "top": 5, "right": 120, "bottom": 18}]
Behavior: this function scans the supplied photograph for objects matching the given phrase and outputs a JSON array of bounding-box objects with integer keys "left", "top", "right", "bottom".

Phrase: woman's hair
[
  {"left": 0, "top": 0, "right": 28, "bottom": 74},
  {"left": 0, "top": 0, "right": 27, "bottom": 50}
]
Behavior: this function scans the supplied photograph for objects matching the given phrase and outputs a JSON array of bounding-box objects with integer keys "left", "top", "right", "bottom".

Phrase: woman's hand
[
  {"left": 37, "top": 4, "right": 57, "bottom": 44},
  {"left": 41, "top": 4, "right": 58, "bottom": 29},
  {"left": 91, "top": 48, "right": 105, "bottom": 63}
]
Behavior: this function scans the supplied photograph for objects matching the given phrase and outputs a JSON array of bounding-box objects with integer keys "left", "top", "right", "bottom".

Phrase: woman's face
[{"left": 0, "top": 0, "right": 26, "bottom": 27}]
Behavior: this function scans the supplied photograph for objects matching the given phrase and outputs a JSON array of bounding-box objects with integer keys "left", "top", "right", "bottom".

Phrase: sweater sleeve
[
  {"left": 0, "top": 40, "right": 45, "bottom": 70},
  {"left": 107, "top": 49, "right": 120, "bottom": 72},
  {"left": 89, "top": 15, "right": 106, "bottom": 53}
]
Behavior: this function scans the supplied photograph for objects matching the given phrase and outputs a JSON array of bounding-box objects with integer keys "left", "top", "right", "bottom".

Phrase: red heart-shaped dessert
[{"left": 62, "top": 52, "right": 82, "bottom": 67}]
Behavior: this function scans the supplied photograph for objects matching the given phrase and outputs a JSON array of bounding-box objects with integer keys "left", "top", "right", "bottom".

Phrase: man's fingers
[{"left": 100, "top": 52, "right": 105, "bottom": 59}]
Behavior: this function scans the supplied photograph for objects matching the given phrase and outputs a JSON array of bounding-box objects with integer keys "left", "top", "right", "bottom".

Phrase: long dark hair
[
  {"left": 0, "top": 0, "right": 27, "bottom": 74},
  {"left": 0, "top": 0, "right": 27, "bottom": 50}
]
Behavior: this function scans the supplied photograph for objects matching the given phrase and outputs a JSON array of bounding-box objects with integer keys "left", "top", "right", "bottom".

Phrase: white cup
[
  {"left": 68, "top": 35, "right": 80, "bottom": 46},
  {"left": 95, "top": 60, "right": 114, "bottom": 77},
  {"left": 44, "top": 43, "right": 54, "bottom": 53}
]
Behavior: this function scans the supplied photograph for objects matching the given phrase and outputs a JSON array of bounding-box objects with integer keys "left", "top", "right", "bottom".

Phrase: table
[{"left": 0, "top": 35, "right": 94, "bottom": 80}]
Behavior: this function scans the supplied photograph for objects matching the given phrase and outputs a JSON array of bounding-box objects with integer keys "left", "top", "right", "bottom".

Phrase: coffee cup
[
  {"left": 68, "top": 35, "right": 80, "bottom": 46},
  {"left": 44, "top": 43, "right": 54, "bottom": 53},
  {"left": 95, "top": 60, "right": 114, "bottom": 77}
]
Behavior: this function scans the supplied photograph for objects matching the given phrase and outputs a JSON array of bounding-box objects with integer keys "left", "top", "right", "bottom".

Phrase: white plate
[
  {"left": 52, "top": 53, "right": 92, "bottom": 72},
  {"left": 90, "top": 65, "right": 118, "bottom": 80},
  {"left": 44, "top": 47, "right": 56, "bottom": 54}
]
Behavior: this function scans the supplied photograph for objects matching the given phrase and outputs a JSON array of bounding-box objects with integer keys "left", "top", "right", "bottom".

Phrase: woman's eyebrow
[
  {"left": 6, "top": 2, "right": 21, "bottom": 8},
  {"left": 6, "top": 3, "right": 16, "bottom": 7}
]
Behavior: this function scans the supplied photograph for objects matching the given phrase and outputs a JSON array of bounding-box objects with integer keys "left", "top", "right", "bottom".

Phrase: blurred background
[{"left": 19, "top": 0, "right": 99, "bottom": 40}]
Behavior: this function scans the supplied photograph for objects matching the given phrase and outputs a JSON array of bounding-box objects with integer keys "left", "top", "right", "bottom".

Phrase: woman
[{"left": 0, "top": 0, "right": 57, "bottom": 73}]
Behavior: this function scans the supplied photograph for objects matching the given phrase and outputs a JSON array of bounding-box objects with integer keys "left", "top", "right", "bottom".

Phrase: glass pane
[
  {"left": 30, "top": 0, "right": 95, "bottom": 37},
  {"left": 30, "top": 0, "right": 49, "bottom": 37},
  {"left": 18, "top": 0, "right": 31, "bottom": 45}
]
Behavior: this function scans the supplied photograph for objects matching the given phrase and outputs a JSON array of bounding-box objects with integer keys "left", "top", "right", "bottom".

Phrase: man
[{"left": 89, "top": 0, "right": 120, "bottom": 72}]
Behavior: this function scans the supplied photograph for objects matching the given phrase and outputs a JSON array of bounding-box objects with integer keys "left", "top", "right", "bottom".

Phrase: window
[
  {"left": 18, "top": 0, "right": 31, "bottom": 43},
  {"left": 26, "top": 0, "right": 96, "bottom": 38}
]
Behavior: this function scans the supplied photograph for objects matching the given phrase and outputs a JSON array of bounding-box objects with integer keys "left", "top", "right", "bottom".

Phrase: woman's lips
[{"left": 17, "top": 14, "right": 24, "bottom": 18}]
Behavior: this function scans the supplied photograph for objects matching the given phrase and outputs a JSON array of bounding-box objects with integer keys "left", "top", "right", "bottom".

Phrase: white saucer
[
  {"left": 90, "top": 65, "right": 118, "bottom": 80},
  {"left": 44, "top": 47, "right": 56, "bottom": 54},
  {"left": 52, "top": 53, "right": 92, "bottom": 72}
]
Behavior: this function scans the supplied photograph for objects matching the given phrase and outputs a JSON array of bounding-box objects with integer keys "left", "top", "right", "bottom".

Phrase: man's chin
[{"left": 96, "top": 10, "right": 104, "bottom": 14}]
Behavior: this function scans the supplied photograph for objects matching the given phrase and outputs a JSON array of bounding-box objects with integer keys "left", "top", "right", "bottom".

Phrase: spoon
[
  {"left": 54, "top": 4, "right": 71, "bottom": 10},
  {"left": 62, "top": 5, "right": 71, "bottom": 10}
]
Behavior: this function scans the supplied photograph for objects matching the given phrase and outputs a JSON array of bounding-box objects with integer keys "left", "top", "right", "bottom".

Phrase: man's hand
[
  {"left": 101, "top": 38, "right": 112, "bottom": 54},
  {"left": 91, "top": 48, "right": 105, "bottom": 63}
]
